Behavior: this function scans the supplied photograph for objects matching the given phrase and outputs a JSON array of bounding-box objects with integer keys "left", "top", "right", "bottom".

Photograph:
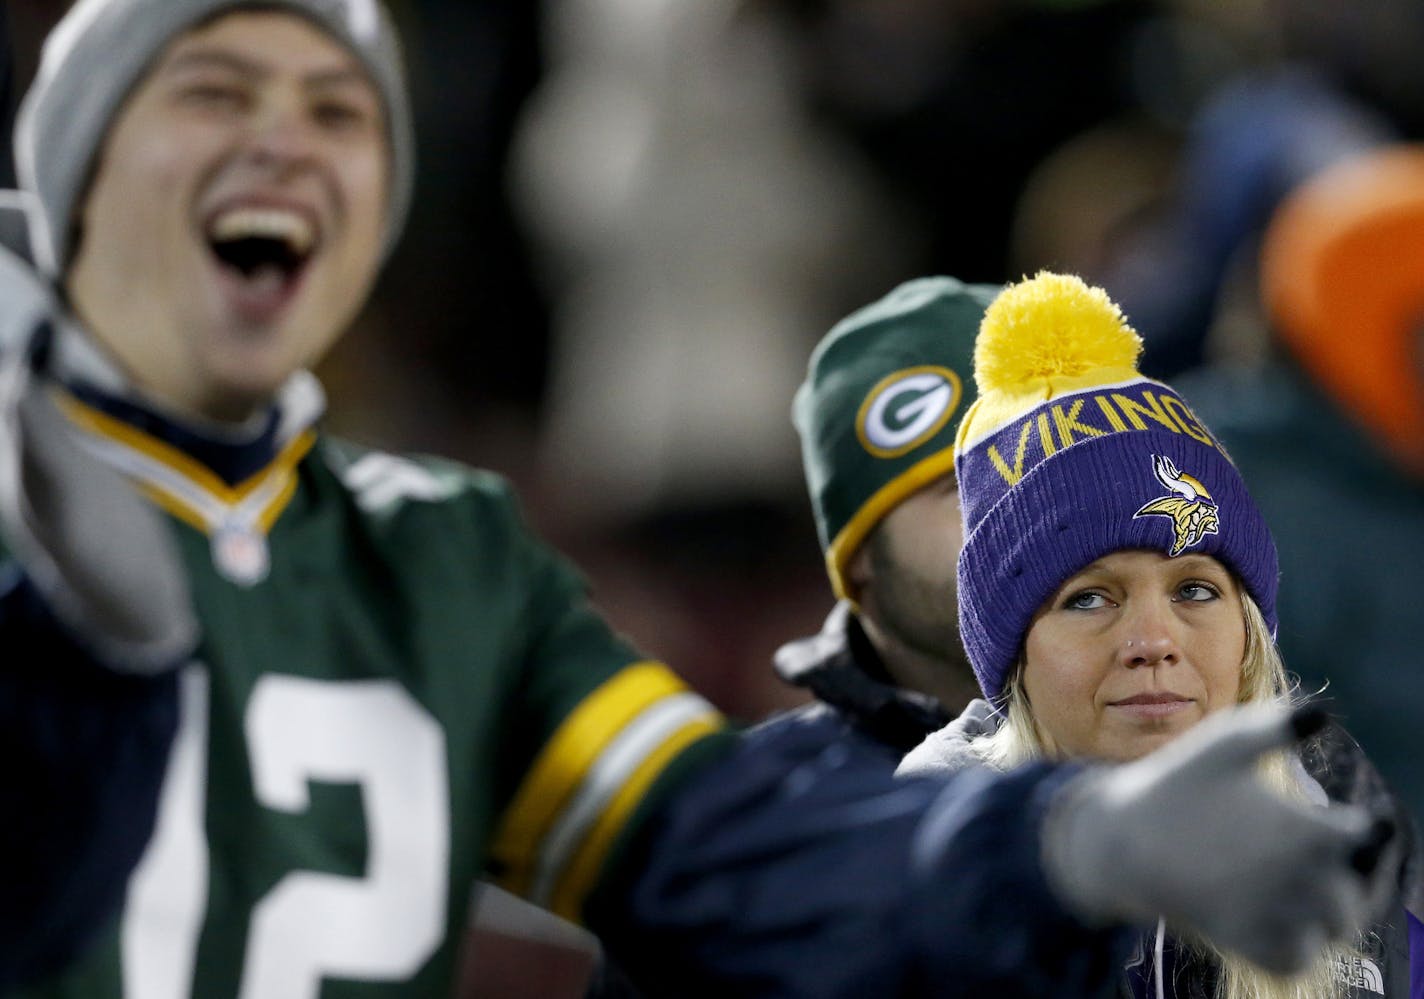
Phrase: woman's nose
[{"left": 1118, "top": 602, "right": 1179, "bottom": 669}]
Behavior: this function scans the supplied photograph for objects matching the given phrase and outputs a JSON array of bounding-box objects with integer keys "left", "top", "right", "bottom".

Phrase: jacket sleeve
[
  {"left": 586, "top": 710, "right": 1132, "bottom": 998},
  {"left": 0, "top": 567, "right": 179, "bottom": 990}
]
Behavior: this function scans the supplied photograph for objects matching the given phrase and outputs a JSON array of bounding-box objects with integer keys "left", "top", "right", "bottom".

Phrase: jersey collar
[{"left": 53, "top": 336, "right": 326, "bottom": 586}]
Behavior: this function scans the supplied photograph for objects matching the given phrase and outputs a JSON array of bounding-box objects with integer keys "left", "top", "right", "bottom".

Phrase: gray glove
[
  {"left": 1042, "top": 704, "right": 1395, "bottom": 975},
  {"left": 0, "top": 245, "right": 197, "bottom": 674}
]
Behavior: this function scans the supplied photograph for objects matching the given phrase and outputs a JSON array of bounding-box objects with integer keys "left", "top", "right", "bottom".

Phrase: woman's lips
[{"left": 1107, "top": 693, "right": 1194, "bottom": 719}]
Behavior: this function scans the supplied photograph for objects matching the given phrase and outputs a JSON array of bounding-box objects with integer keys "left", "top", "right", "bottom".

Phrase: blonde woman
[{"left": 898, "top": 272, "right": 1417, "bottom": 999}]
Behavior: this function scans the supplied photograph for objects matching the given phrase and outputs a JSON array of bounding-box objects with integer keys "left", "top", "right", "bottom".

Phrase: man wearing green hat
[{"left": 773, "top": 276, "right": 995, "bottom": 754}]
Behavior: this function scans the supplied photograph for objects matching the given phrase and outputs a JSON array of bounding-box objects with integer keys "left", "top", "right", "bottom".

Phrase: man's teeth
[{"left": 209, "top": 208, "right": 314, "bottom": 254}]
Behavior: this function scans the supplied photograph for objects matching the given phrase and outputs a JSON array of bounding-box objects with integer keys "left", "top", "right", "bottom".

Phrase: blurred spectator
[
  {"left": 1008, "top": 118, "right": 1179, "bottom": 296},
  {"left": 1275, "top": 0, "right": 1424, "bottom": 137},
  {"left": 508, "top": 0, "right": 899, "bottom": 725},
  {"left": 781, "top": 0, "right": 1166, "bottom": 285},
  {"left": 514, "top": 0, "right": 909, "bottom": 532},
  {"left": 1086, "top": 70, "right": 1396, "bottom": 376},
  {"left": 1176, "top": 145, "right": 1424, "bottom": 827}
]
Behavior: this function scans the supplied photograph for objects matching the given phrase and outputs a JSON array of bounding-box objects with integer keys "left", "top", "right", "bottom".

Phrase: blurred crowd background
[{"left": 5, "top": 0, "right": 1424, "bottom": 994}]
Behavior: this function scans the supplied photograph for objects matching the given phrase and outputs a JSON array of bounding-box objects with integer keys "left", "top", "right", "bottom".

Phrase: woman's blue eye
[
  {"left": 1065, "top": 591, "right": 1107, "bottom": 610},
  {"left": 1179, "top": 582, "right": 1219, "bottom": 602}
]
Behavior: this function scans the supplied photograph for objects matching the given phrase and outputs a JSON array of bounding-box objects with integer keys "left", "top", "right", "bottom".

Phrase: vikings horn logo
[{"left": 1132, "top": 455, "right": 1220, "bottom": 556}]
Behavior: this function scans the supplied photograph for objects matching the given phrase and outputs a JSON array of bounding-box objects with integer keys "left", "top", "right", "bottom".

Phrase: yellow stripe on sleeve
[
  {"left": 547, "top": 711, "right": 723, "bottom": 922},
  {"left": 490, "top": 661, "right": 690, "bottom": 897}
]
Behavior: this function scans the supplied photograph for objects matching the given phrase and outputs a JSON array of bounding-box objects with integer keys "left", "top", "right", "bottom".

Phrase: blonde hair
[{"left": 971, "top": 590, "right": 1349, "bottom": 999}]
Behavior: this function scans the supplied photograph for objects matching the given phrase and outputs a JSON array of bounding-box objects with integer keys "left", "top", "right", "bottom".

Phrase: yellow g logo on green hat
[{"left": 856, "top": 365, "right": 962, "bottom": 458}]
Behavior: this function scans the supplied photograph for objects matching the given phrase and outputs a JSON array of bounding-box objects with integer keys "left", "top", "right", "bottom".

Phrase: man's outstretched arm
[{"left": 588, "top": 705, "right": 1392, "bottom": 998}]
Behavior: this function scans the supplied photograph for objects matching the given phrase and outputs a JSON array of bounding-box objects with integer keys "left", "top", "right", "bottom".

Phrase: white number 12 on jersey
[{"left": 122, "top": 669, "right": 451, "bottom": 998}]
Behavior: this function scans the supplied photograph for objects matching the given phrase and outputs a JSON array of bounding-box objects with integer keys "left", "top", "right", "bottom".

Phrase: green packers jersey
[{"left": 21, "top": 393, "right": 726, "bottom": 998}]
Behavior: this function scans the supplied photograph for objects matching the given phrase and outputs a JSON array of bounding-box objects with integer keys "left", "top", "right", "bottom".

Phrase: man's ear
[{"left": 846, "top": 541, "right": 873, "bottom": 606}]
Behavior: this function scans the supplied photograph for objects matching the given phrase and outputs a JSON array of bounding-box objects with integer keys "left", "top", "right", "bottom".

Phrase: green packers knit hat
[
  {"left": 14, "top": 0, "right": 414, "bottom": 277},
  {"left": 793, "top": 276, "right": 997, "bottom": 603}
]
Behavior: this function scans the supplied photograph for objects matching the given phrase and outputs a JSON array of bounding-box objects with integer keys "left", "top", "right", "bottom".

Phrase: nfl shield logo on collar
[{"left": 212, "top": 521, "right": 270, "bottom": 587}]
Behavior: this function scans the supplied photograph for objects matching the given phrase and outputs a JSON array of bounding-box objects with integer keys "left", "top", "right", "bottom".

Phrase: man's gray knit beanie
[{"left": 13, "top": 0, "right": 414, "bottom": 277}]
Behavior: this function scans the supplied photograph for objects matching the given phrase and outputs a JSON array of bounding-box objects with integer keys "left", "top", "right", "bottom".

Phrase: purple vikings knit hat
[{"left": 954, "top": 272, "right": 1279, "bottom": 701}]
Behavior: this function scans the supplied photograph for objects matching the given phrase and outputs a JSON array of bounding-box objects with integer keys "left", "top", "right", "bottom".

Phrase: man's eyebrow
[
  {"left": 160, "top": 48, "right": 262, "bottom": 78},
  {"left": 159, "top": 49, "right": 370, "bottom": 90},
  {"left": 304, "top": 67, "right": 376, "bottom": 91}
]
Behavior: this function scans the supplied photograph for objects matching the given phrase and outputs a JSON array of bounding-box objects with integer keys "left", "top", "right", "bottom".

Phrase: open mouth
[{"left": 205, "top": 207, "right": 316, "bottom": 316}]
